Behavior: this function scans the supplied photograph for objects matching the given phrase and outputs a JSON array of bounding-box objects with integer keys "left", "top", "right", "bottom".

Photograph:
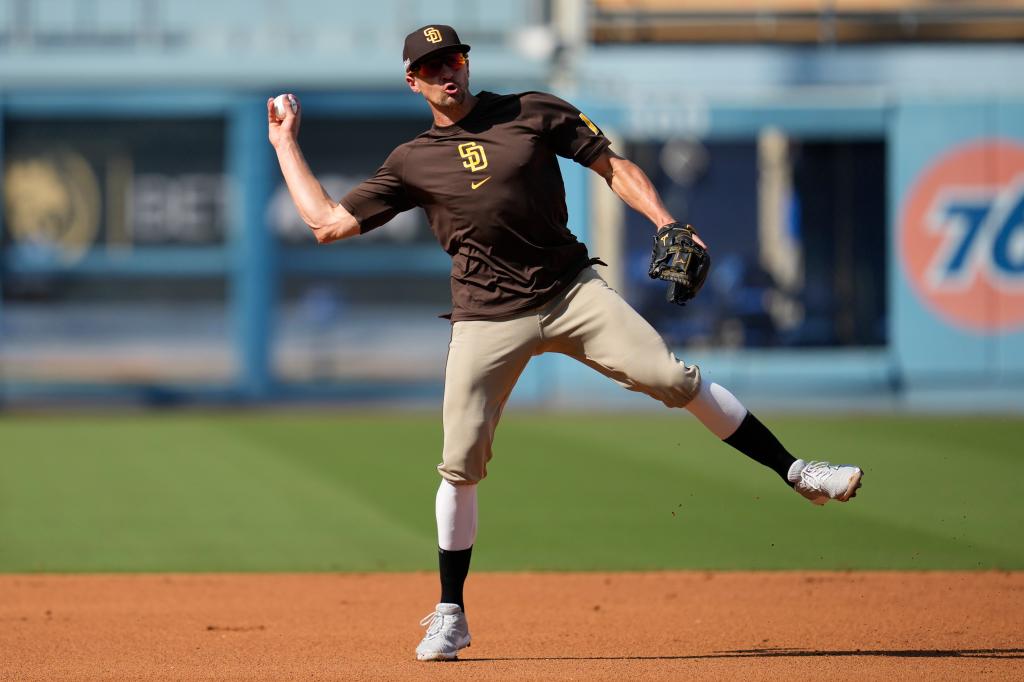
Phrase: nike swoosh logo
[{"left": 471, "top": 176, "right": 491, "bottom": 190}]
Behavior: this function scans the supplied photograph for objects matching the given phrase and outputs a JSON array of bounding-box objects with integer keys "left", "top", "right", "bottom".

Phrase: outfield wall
[{"left": 1, "top": 21, "right": 1022, "bottom": 410}]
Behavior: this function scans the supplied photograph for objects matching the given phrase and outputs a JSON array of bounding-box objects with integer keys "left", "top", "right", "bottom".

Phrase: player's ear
[{"left": 405, "top": 72, "right": 420, "bottom": 93}]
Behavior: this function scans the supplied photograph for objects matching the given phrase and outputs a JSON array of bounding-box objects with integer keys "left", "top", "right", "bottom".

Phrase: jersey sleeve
[
  {"left": 339, "top": 145, "right": 416, "bottom": 233},
  {"left": 524, "top": 92, "right": 611, "bottom": 167}
]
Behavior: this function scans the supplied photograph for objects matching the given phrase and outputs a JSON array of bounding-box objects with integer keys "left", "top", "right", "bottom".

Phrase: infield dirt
[{"left": 1, "top": 571, "right": 1021, "bottom": 681}]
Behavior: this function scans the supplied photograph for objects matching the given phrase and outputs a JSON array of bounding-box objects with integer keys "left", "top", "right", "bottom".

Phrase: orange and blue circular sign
[{"left": 899, "top": 139, "right": 1024, "bottom": 333}]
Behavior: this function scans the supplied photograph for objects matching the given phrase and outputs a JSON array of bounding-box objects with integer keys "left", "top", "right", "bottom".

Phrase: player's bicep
[
  {"left": 339, "top": 195, "right": 411, "bottom": 235},
  {"left": 316, "top": 202, "right": 361, "bottom": 243},
  {"left": 586, "top": 149, "right": 621, "bottom": 181},
  {"left": 528, "top": 93, "right": 611, "bottom": 165},
  {"left": 339, "top": 154, "right": 415, "bottom": 234}
]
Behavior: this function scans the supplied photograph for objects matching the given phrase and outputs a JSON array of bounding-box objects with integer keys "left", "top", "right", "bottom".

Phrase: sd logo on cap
[{"left": 403, "top": 24, "right": 471, "bottom": 71}]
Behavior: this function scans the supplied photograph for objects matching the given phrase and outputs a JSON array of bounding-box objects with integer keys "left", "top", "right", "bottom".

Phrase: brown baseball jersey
[{"left": 340, "top": 91, "right": 611, "bottom": 321}]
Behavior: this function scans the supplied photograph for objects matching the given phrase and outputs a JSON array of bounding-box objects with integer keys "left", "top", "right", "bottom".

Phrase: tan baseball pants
[{"left": 438, "top": 267, "right": 702, "bottom": 484}]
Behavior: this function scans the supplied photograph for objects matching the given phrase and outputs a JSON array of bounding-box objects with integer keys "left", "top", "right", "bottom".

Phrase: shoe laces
[
  {"left": 420, "top": 610, "right": 445, "bottom": 638},
  {"left": 799, "top": 461, "right": 835, "bottom": 489}
]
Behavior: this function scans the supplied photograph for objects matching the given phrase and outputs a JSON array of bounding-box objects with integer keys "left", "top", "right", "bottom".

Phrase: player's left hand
[{"left": 648, "top": 222, "right": 711, "bottom": 306}]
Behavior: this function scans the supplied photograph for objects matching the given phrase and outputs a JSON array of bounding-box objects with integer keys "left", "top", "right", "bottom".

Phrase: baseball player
[{"left": 268, "top": 24, "right": 864, "bottom": 662}]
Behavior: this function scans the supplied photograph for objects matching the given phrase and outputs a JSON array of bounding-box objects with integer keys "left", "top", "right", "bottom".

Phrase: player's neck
[{"left": 430, "top": 93, "right": 479, "bottom": 128}]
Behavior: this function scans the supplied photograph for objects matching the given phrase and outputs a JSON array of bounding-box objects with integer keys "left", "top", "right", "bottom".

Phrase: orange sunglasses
[{"left": 411, "top": 52, "right": 467, "bottom": 78}]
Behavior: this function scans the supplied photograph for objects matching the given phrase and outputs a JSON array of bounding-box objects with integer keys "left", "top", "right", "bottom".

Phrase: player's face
[{"left": 405, "top": 52, "right": 470, "bottom": 108}]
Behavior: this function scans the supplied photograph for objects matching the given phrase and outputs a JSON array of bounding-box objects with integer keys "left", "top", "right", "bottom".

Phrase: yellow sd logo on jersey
[{"left": 458, "top": 142, "right": 488, "bottom": 172}]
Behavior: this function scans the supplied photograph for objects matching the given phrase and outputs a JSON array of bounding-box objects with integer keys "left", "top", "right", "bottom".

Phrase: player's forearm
[
  {"left": 605, "top": 156, "right": 675, "bottom": 229},
  {"left": 273, "top": 140, "right": 358, "bottom": 243}
]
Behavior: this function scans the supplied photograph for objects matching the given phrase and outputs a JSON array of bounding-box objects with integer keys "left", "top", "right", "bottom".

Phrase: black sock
[
  {"left": 723, "top": 412, "right": 797, "bottom": 484},
  {"left": 438, "top": 546, "right": 472, "bottom": 611}
]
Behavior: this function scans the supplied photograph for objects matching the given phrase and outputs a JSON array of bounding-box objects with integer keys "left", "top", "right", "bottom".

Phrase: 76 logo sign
[
  {"left": 900, "top": 139, "right": 1024, "bottom": 332},
  {"left": 929, "top": 180, "right": 1024, "bottom": 289}
]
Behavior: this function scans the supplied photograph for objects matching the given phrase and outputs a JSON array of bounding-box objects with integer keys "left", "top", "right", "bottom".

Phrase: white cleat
[
  {"left": 416, "top": 603, "right": 471, "bottom": 661},
  {"left": 788, "top": 459, "right": 863, "bottom": 505}
]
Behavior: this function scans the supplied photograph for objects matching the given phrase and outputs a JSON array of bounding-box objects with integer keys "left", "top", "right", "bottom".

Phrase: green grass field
[{"left": 0, "top": 411, "right": 1020, "bottom": 572}]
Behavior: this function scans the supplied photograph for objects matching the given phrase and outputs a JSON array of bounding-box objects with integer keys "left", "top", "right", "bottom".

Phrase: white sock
[
  {"left": 685, "top": 379, "right": 749, "bottom": 439},
  {"left": 435, "top": 480, "right": 477, "bottom": 551}
]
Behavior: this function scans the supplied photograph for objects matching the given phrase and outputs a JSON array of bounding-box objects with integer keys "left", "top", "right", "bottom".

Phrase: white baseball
[{"left": 273, "top": 94, "right": 297, "bottom": 120}]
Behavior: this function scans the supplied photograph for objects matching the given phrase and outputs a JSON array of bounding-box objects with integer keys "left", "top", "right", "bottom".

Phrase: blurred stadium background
[{"left": 1, "top": 0, "right": 1022, "bottom": 412}]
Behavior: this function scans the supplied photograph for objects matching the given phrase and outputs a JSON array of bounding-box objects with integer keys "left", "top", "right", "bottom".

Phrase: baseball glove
[{"left": 647, "top": 222, "right": 711, "bottom": 306}]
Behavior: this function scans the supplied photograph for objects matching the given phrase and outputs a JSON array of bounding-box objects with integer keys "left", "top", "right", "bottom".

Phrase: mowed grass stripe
[
  {"left": 0, "top": 415, "right": 437, "bottom": 571},
  {"left": 0, "top": 412, "right": 1020, "bottom": 571}
]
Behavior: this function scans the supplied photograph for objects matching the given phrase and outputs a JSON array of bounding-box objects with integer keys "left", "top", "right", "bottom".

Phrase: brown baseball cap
[{"left": 403, "top": 25, "right": 471, "bottom": 71}]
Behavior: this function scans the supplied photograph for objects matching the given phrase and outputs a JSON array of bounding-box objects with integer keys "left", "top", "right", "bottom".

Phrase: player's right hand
[{"left": 267, "top": 93, "right": 301, "bottom": 148}]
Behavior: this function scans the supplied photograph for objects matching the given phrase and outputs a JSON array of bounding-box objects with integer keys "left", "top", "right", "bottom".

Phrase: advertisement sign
[
  {"left": 899, "top": 139, "right": 1024, "bottom": 334},
  {"left": 3, "top": 119, "right": 227, "bottom": 261}
]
